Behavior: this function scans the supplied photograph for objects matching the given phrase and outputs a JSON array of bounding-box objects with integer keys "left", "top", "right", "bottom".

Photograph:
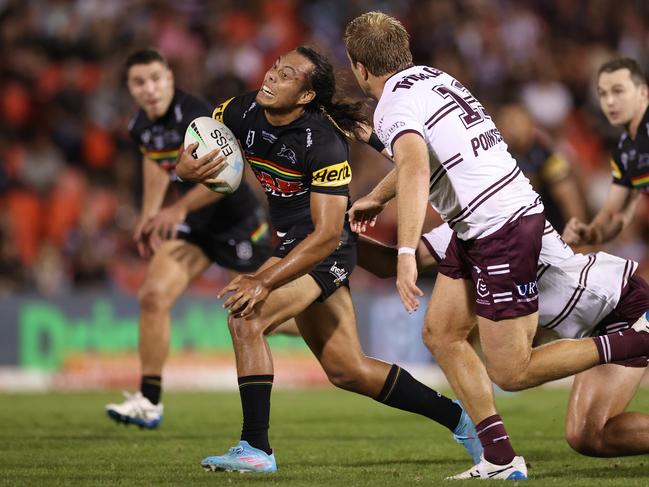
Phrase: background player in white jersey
[
  {"left": 562, "top": 58, "right": 649, "bottom": 247},
  {"left": 358, "top": 224, "right": 649, "bottom": 458},
  {"left": 344, "top": 12, "right": 649, "bottom": 479}
]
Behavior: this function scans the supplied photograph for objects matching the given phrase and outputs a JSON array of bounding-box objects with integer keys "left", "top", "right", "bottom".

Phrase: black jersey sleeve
[
  {"left": 610, "top": 149, "right": 632, "bottom": 188},
  {"left": 305, "top": 129, "right": 351, "bottom": 196},
  {"left": 212, "top": 92, "right": 257, "bottom": 140},
  {"left": 183, "top": 93, "right": 213, "bottom": 121}
]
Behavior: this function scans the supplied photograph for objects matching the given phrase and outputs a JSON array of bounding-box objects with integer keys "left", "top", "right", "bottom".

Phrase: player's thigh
[
  {"left": 229, "top": 268, "right": 322, "bottom": 337},
  {"left": 478, "top": 312, "right": 537, "bottom": 374},
  {"left": 424, "top": 273, "right": 478, "bottom": 343},
  {"left": 295, "top": 286, "right": 365, "bottom": 367},
  {"left": 140, "top": 239, "right": 211, "bottom": 300},
  {"left": 567, "top": 364, "right": 646, "bottom": 433}
]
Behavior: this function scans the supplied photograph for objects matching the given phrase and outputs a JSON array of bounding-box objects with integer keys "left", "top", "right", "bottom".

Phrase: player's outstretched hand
[
  {"left": 218, "top": 274, "right": 270, "bottom": 318},
  {"left": 348, "top": 195, "right": 386, "bottom": 234},
  {"left": 143, "top": 204, "right": 187, "bottom": 252},
  {"left": 351, "top": 122, "right": 373, "bottom": 143},
  {"left": 396, "top": 254, "right": 423, "bottom": 313},
  {"left": 562, "top": 217, "right": 590, "bottom": 246},
  {"left": 175, "top": 142, "right": 226, "bottom": 183}
]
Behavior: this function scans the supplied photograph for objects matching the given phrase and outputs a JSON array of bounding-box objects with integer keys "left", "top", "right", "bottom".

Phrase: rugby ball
[{"left": 184, "top": 116, "right": 244, "bottom": 193}]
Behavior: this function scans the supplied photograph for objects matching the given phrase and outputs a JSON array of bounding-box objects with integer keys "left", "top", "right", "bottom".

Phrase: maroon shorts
[
  {"left": 594, "top": 275, "right": 649, "bottom": 368},
  {"left": 438, "top": 213, "right": 544, "bottom": 321}
]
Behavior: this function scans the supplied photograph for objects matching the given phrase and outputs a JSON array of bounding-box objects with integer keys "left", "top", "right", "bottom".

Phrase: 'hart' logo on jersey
[{"left": 312, "top": 161, "right": 352, "bottom": 187}]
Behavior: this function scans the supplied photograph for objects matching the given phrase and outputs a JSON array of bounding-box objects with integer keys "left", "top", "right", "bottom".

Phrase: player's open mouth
[{"left": 261, "top": 85, "right": 274, "bottom": 97}]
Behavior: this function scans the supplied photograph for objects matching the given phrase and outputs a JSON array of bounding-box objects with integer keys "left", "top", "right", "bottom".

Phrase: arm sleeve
[
  {"left": 306, "top": 132, "right": 351, "bottom": 196},
  {"left": 374, "top": 93, "right": 426, "bottom": 157},
  {"left": 212, "top": 93, "right": 255, "bottom": 140},
  {"left": 610, "top": 153, "right": 632, "bottom": 188}
]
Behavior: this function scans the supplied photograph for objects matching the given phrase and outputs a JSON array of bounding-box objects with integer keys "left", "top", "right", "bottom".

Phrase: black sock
[
  {"left": 239, "top": 375, "right": 273, "bottom": 455},
  {"left": 140, "top": 375, "right": 162, "bottom": 405},
  {"left": 376, "top": 364, "right": 462, "bottom": 432}
]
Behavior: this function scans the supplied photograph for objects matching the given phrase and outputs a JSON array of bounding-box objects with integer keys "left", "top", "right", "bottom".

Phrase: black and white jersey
[
  {"left": 611, "top": 106, "right": 649, "bottom": 191},
  {"left": 213, "top": 91, "right": 351, "bottom": 233},
  {"left": 128, "top": 89, "right": 260, "bottom": 232}
]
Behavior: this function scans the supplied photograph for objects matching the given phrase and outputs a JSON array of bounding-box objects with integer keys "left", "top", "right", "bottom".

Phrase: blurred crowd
[{"left": 1, "top": 0, "right": 649, "bottom": 296}]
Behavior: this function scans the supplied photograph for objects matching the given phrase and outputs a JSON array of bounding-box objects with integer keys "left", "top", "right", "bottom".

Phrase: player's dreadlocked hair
[{"left": 296, "top": 46, "right": 367, "bottom": 139}]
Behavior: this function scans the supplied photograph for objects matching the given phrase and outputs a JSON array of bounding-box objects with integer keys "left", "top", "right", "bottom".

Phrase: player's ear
[
  {"left": 298, "top": 89, "right": 316, "bottom": 106},
  {"left": 357, "top": 62, "right": 369, "bottom": 82}
]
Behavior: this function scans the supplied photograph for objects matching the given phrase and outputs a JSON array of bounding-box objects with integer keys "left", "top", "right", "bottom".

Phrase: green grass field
[{"left": 0, "top": 388, "right": 647, "bottom": 486}]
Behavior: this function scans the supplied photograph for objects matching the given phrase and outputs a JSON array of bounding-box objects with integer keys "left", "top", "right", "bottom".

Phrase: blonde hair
[{"left": 344, "top": 11, "right": 413, "bottom": 77}]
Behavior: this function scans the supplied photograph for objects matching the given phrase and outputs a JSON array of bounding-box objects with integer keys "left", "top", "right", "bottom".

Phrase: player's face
[
  {"left": 127, "top": 61, "right": 174, "bottom": 120},
  {"left": 597, "top": 69, "right": 647, "bottom": 126},
  {"left": 256, "top": 52, "right": 314, "bottom": 111}
]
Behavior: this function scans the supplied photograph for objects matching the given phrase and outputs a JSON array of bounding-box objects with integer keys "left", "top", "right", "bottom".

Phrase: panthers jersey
[
  {"left": 128, "top": 89, "right": 259, "bottom": 232},
  {"left": 375, "top": 65, "right": 543, "bottom": 240},
  {"left": 213, "top": 92, "right": 351, "bottom": 233},
  {"left": 611, "top": 106, "right": 649, "bottom": 192}
]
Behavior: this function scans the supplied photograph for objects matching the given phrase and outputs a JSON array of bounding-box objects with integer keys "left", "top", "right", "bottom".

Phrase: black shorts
[
  {"left": 273, "top": 222, "right": 357, "bottom": 301},
  {"left": 178, "top": 207, "right": 272, "bottom": 273}
]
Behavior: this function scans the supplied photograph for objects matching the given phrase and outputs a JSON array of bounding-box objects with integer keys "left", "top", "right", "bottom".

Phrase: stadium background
[{"left": 1, "top": 0, "right": 649, "bottom": 391}]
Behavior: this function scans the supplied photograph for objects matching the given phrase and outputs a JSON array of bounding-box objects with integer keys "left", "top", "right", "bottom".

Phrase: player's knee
[
  {"left": 138, "top": 284, "right": 173, "bottom": 314},
  {"left": 323, "top": 362, "right": 365, "bottom": 392},
  {"left": 565, "top": 429, "right": 604, "bottom": 457},
  {"left": 227, "top": 315, "right": 264, "bottom": 343},
  {"left": 488, "top": 368, "right": 527, "bottom": 392}
]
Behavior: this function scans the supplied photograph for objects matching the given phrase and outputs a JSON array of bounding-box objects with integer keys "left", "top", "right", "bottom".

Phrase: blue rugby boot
[
  {"left": 451, "top": 400, "right": 483, "bottom": 464},
  {"left": 201, "top": 441, "right": 277, "bottom": 473}
]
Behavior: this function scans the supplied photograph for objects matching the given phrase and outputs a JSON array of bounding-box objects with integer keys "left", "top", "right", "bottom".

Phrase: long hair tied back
[{"left": 296, "top": 46, "right": 367, "bottom": 139}]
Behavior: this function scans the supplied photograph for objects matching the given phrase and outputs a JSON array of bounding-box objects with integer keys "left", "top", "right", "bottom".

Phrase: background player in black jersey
[
  {"left": 176, "top": 46, "right": 482, "bottom": 474},
  {"left": 563, "top": 58, "right": 649, "bottom": 247},
  {"left": 105, "top": 49, "right": 291, "bottom": 429},
  {"left": 496, "top": 103, "right": 588, "bottom": 232}
]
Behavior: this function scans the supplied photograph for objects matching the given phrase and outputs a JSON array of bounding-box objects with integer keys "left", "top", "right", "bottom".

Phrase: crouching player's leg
[{"left": 566, "top": 275, "right": 649, "bottom": 457}]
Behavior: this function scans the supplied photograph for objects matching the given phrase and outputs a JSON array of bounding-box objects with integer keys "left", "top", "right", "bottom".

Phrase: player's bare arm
[
  {"left": 175, "top": 142, "right": 227, "bottom": 184},
  {"left": 393, "top": 132, "right": 430, "bottom": 313},
  {"left": 563, "top": 184, "right": 640, "bottom": 245},
  {"left": 357, "top": 234, "right": 437, "bottom": 278},
  {"left": 136, "top": 155, "right": 171, "bottom": 258},
  {"left": 144, "top": 184, "right": 225, "bottom": 251},
  {"left": 219, "top": 192, "right": 347, "bottom": 317},
  {"left": 348, "top": 169, "right": 396, "bottom": 233}
]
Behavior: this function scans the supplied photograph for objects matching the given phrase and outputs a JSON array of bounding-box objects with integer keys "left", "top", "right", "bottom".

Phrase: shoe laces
[{"left": 228, "top": 445, "right": 245, "bottom": 456}]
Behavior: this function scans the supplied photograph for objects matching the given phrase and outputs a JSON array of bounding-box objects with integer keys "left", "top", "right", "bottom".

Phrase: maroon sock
[
  {"left": 593, "top": 329, "right": 649, "bottom": 364},
  {"left": 476, "top": 415, "right": 516, "bottom": 465}
]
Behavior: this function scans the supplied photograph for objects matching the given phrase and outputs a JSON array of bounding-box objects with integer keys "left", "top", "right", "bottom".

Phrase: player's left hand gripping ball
[{"left": 181, "top": 116, "right": 245, "bottom": 193}]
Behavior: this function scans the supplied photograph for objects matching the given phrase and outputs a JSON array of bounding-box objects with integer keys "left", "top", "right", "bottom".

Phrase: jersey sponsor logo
[
  {"left": 392, "top": 66, "right": 442, "bottom": 91},
  {"left": 376, "top": 119, "right": 405, "bottom": 143},
  {"left": 470, "top": 128, "right": 504, "bottom": 157},
  {"left": 262, "top": 130, "right": 277, "bottom": 143},
  {"left": 516, "top": 281, "right": 538, "bottom": 298},
  {"left": 235, "top": 241, "right": 253, "bottom": 260},
  {"left": 311, "top": 161, "right": 352, "bottom": 187},
  {"left": 329, "top": 260, "right": 348, "bottom": 286},
  {"left": 246, "top": 130, "right": 255, "bottom": 147},
  {"left": 277, "top": 144, "right": 297, "bottom": 164},
  {"left": 212, "top": 97, "right": 234, "bottom": 123}
]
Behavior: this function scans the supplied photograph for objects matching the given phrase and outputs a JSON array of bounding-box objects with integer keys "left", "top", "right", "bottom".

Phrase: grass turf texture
[{"left": 0, "top": 388, "right": 647, "bottom": 486}]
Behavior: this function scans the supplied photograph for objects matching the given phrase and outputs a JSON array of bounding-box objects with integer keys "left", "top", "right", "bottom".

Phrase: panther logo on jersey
[{"left": 277, "top": 144, "right": 297, "bottom": 164}]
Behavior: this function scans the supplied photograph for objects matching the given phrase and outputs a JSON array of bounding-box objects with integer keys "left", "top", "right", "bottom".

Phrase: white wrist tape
[{"left": 397, "top": 246, "right": 416, "bottom": 255}]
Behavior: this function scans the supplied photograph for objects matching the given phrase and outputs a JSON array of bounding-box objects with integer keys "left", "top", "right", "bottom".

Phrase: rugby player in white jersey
[
  {"left": 344, "top": 12, "right": 649, "bottom": 480},
  {"left": 357, "top": 222, "right": 649, "bottom": 459}
]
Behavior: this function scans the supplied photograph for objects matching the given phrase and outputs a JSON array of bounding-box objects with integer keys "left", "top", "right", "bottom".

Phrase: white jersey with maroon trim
[
  {"left": 421, "top": 222, "right": 638, "bottom": 338},
  {"left": 375, "top": 65, "right": 543, "bottom": 240}
]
